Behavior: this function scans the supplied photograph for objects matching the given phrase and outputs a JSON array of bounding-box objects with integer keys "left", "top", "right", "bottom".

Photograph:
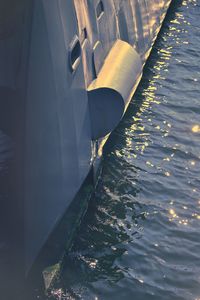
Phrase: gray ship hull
[{"left": 0, "top": 0, "right": 172, "bottom": 292}]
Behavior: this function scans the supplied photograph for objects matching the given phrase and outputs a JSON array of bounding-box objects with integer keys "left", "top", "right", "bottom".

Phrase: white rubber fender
[{"left": 88, "top": 39, "right": 142, "bottom": 140}]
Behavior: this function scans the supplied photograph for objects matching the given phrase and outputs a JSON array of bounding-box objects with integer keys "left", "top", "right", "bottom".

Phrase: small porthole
[
  {"left": 69, "top": 35, "right": 81, "bottom": 73},
  {"left": 96, "top": 1, "right": 104, "bottom": 19}
]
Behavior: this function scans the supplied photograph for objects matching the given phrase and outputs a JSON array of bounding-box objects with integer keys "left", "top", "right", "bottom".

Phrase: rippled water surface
[{"left": 49, "top": 1, "right": 200, "bottom": 299}]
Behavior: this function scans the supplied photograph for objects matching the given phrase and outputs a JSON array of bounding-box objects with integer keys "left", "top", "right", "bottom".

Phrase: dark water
[{"left": 49, "top": 1, "right": 200, "bottom": 299}]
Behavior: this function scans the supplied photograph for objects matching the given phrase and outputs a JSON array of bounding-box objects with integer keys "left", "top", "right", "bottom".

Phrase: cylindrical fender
[{"left": 87, "top": 39, "right": 142, "bottom": 140}]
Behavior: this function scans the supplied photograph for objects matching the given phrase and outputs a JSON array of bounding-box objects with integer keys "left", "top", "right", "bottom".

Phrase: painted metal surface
[{"left": 0, "top": 0, "right": 172, "bottom": 276}]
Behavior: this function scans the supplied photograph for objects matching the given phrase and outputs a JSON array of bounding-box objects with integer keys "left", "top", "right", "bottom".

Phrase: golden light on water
[
  {"left": 124, "top": 40, "right": 173, "bottom": 155},
  {"left": 163, "top": 157, "right": 171, "bottom": 162},
  {"left": 192, "top": 125, "right": 200, "bottom": 133},
  {"left": 179, "top": 219, "right": 189, "bottom": 226},
  {"left": 165, "top": 171, "right": 171, "bottom": 177},
  {"left": 122, "top": 0, "right": 199, "bottom": 235},
  {"left": 168, "top": 209, "right": 190, "bottom": 226},
  {"left": 146, "top": 161, "right": 154, "bottom": 167},
  {"left": 169, "top": 209, "right": 177, "bottom": 218}
]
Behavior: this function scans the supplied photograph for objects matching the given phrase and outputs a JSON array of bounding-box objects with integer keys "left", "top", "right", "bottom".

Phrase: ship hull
[{"left": 0, "top": 0, "right": 172, "bottom": 294}]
